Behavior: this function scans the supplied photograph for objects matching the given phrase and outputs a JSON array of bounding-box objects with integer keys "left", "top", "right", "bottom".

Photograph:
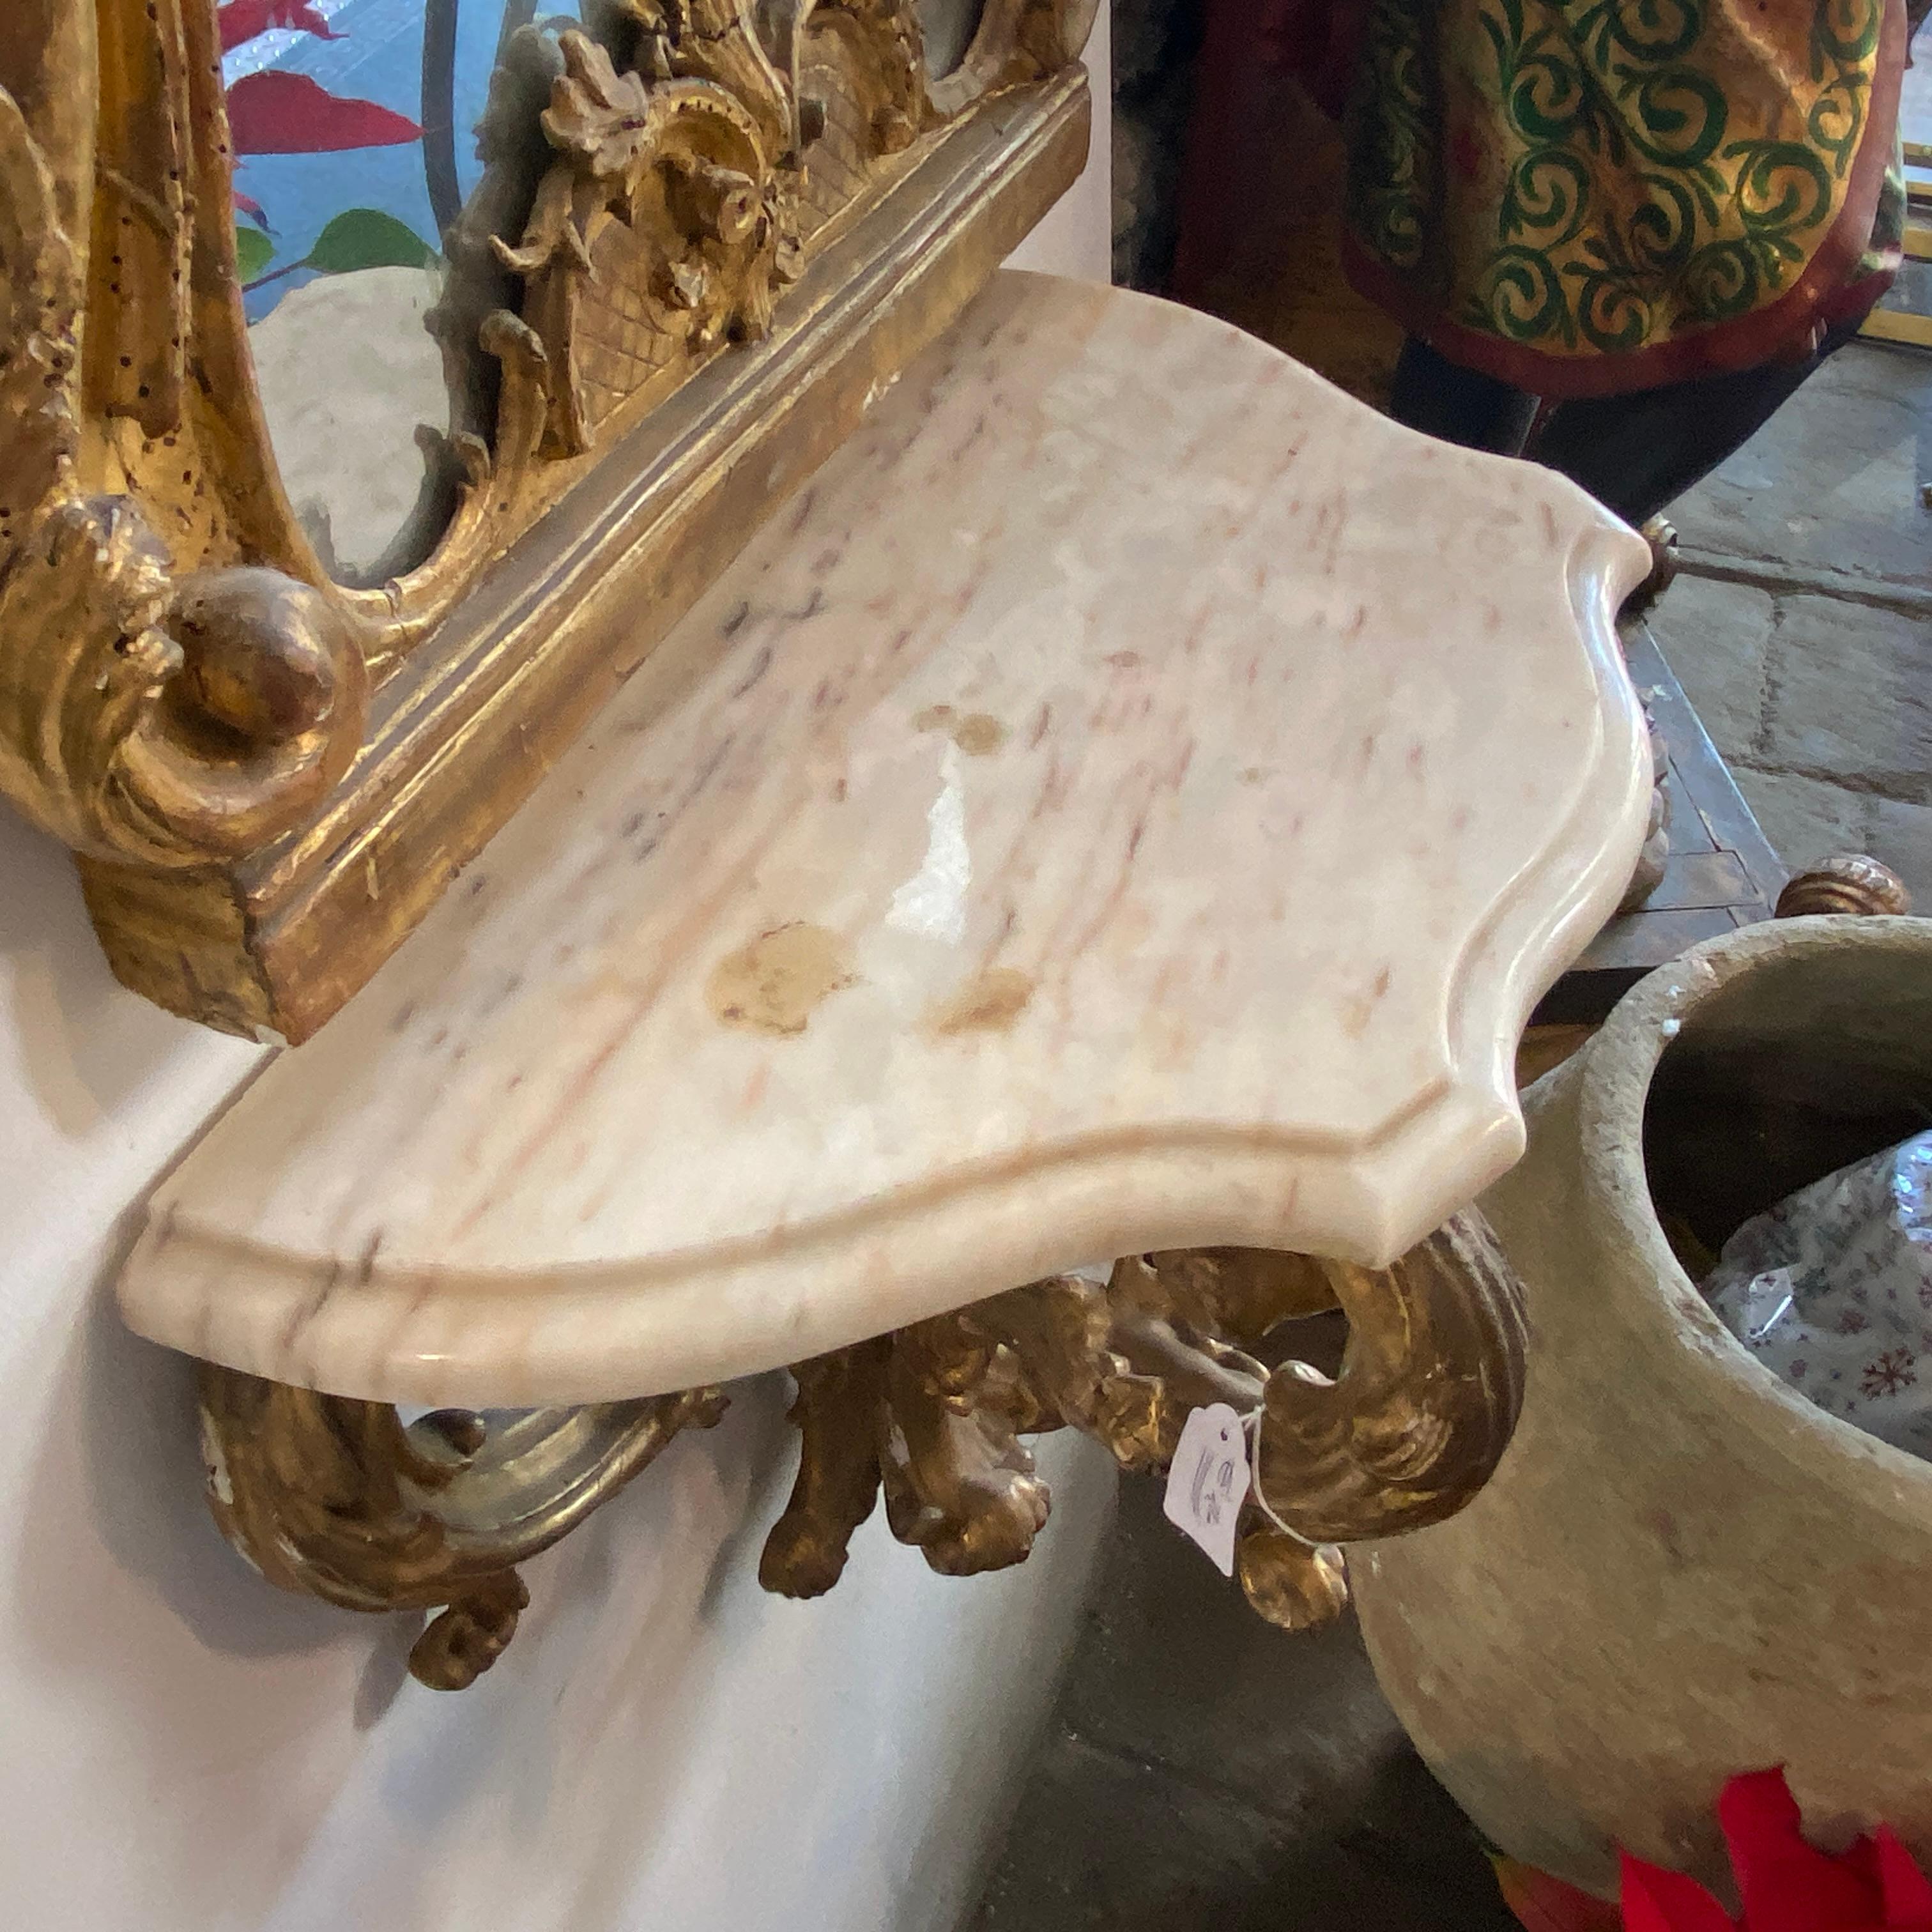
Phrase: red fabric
[
  {"left": 1500, "top": 1772, "right": 1932, "bottom": 1932},
  {"left": 1254, "top": 0, "right": 1370, "bottom": 120},
  {"left": 1620, "top": 1858, "right": 1738, "bottom": 1932},
  {"left": 1168, "top": 0, "right": 1371, "bottom": 300},
  {"left": 1257, "top": 0, "right": 1903, "bottom": 393}
]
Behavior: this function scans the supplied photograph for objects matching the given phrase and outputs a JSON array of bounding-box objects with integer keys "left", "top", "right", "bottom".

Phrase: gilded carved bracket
[
  {"left": 756, "top": 1213, "right": 1527, "bottom": 1630},
  {"left": 0, "top": 0, "right": 1094, "bottom": 1036},
  {"left": 199, "top": 1213, "right": 1528, "bottom": 1689}
]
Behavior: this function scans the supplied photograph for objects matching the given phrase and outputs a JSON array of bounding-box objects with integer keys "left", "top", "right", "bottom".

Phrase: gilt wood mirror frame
[{"left": 0, "top": 0, "right": 1097, "bottom": 1041}]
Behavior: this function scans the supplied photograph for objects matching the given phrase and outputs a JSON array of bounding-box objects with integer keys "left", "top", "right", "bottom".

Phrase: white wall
[
  {"left": 0, "top": 43, "right": 1112, "bottom": 1932},
  {"left": 1008, "top": 8, "right": 1112, "bottom": 285}
]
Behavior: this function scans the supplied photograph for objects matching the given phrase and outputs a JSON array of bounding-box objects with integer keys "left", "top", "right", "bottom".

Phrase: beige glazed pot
[{"left": 1352, "top": 914, "right": 1932, "bottom": 1897}]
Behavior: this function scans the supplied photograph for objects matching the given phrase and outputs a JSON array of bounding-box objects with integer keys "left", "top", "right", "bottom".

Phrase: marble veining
[{"left": 116, "top": 272, "right": 1653, "bottom": 1406}]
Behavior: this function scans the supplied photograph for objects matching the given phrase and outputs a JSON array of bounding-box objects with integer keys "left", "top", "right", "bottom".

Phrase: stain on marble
[
  {"left": 913, "top": 703, "right": 1009, "bottom": 755},
  {"left": 706, "top": 924, "right": 857, "bottom": 1037},
  {"left": 929, "top": 968, "right": 1037, "bottom": 1036}
]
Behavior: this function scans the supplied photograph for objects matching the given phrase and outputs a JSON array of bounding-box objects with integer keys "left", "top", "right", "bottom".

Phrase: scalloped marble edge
[{"left": 117, "top": 507, "right": 1650, "bottom": 1408}]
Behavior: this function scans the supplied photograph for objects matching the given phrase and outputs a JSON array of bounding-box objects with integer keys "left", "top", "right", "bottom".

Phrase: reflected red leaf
[
  {"left": 218, "top": 0, "right": 342, "bottom": 54},
  {"left": 225, "top": 70, "right": 420, "bottom": 153}
]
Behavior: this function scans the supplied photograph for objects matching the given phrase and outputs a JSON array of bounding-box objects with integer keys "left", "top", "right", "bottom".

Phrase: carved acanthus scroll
[
  {"left": 383, "top": 0, "right": 946, "bottom": 645},
  {"left": 492, "top": 17, "right": 797, "bottom": 457},
  {"left": 1249, "top": 1212, "right": 1527, "bottom": 1542},
  {"left": 326, "top": 0, "right": 1062, "bottom": 668}
]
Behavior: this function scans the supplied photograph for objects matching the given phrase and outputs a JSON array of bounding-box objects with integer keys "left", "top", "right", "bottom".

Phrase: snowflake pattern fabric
[{"left": 1703, "top": 1132, "right": 1932, "bottom": 1461}]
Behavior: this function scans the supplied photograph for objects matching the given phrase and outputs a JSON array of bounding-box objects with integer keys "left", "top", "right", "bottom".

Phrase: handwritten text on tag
[{"left": 1162, "top": 1402, "right": 1251, "bottom": 1576}]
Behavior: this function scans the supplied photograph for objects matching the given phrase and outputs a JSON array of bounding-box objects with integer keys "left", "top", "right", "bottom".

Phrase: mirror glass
[
  {"left": 917, "top": 0, "right": 984, "bottom": 77},
  {"left": 229, "top": 0, "right": 990, "bottom": 583},
  {"left": 227, "top": 0, "right": 578, "bottom": 586}
]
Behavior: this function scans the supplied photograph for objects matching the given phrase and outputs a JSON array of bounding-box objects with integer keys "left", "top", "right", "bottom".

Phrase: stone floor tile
[
  {"left": 1729, "top": 765, "right": 1870, "bottom": 873},
  {"left": 1053, "top": 1476, "right": 1402, "bottom": 1828},
  {"left": 972, "top": 1483, "right": 1524, "bottom": 1932},
  {"left": 1757, "top": 595, "right": 1932, "bottom": 799},
  {"left": 1669, "top": 345, "right": 1932, "bottom": 593},
  {"left": 1866, "top": 795, "right": 1932, "bottom": 908},
  {"left": 1648, "top": 576, "right": 1775, "bottom": 764},
  {"left": 972, "top": 1706, "right": 1521, "bottom": 1932},
  {"left": 970, "top": 1732, "right": 1287, "bottom": 1932}
]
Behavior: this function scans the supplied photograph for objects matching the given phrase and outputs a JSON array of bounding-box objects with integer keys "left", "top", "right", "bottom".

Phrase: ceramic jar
[{"left": 1352, "top": 915, "right": 1932, "bottom": 1897}]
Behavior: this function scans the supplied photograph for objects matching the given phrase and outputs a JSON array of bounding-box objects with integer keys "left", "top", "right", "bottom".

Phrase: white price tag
[{"left": 1162, "top": 1402, "right": 1251, "bottom": 1577}]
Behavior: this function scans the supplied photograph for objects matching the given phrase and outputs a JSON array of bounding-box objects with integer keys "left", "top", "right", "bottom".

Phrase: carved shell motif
[
  {"left": 491, "top": 26, "right": 799, "bottom": 457},
  {"left": 417, "top": 0, "right": 942, "bottom": 594}
]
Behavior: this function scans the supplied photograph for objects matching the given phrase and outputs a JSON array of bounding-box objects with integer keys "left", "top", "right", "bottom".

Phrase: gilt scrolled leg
[{"left": 198, "top": 1368, "right": 726, "bottom": 1687}]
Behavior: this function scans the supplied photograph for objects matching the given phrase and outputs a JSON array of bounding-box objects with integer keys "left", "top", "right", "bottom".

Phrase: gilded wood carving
[
  {"left": 758, "top": 1212, "right": 1527, "bottom": 1626},
  {"left": 0, "top": 0, "right": 1094, "bottom": 1036},
  {"left": 199, "top": 1370, "right": 729, "bottom": 1690},
  {"left": 199, "top": 1214, "right": 1529, "bottom": 1689},
  {"left": 0, "top": 0, "right": 370, "bottom": 871}
]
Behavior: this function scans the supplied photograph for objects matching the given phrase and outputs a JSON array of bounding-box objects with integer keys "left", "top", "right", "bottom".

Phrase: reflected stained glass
[{"left": 224, "top": 1, "right": 581, "bottom": 585}]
